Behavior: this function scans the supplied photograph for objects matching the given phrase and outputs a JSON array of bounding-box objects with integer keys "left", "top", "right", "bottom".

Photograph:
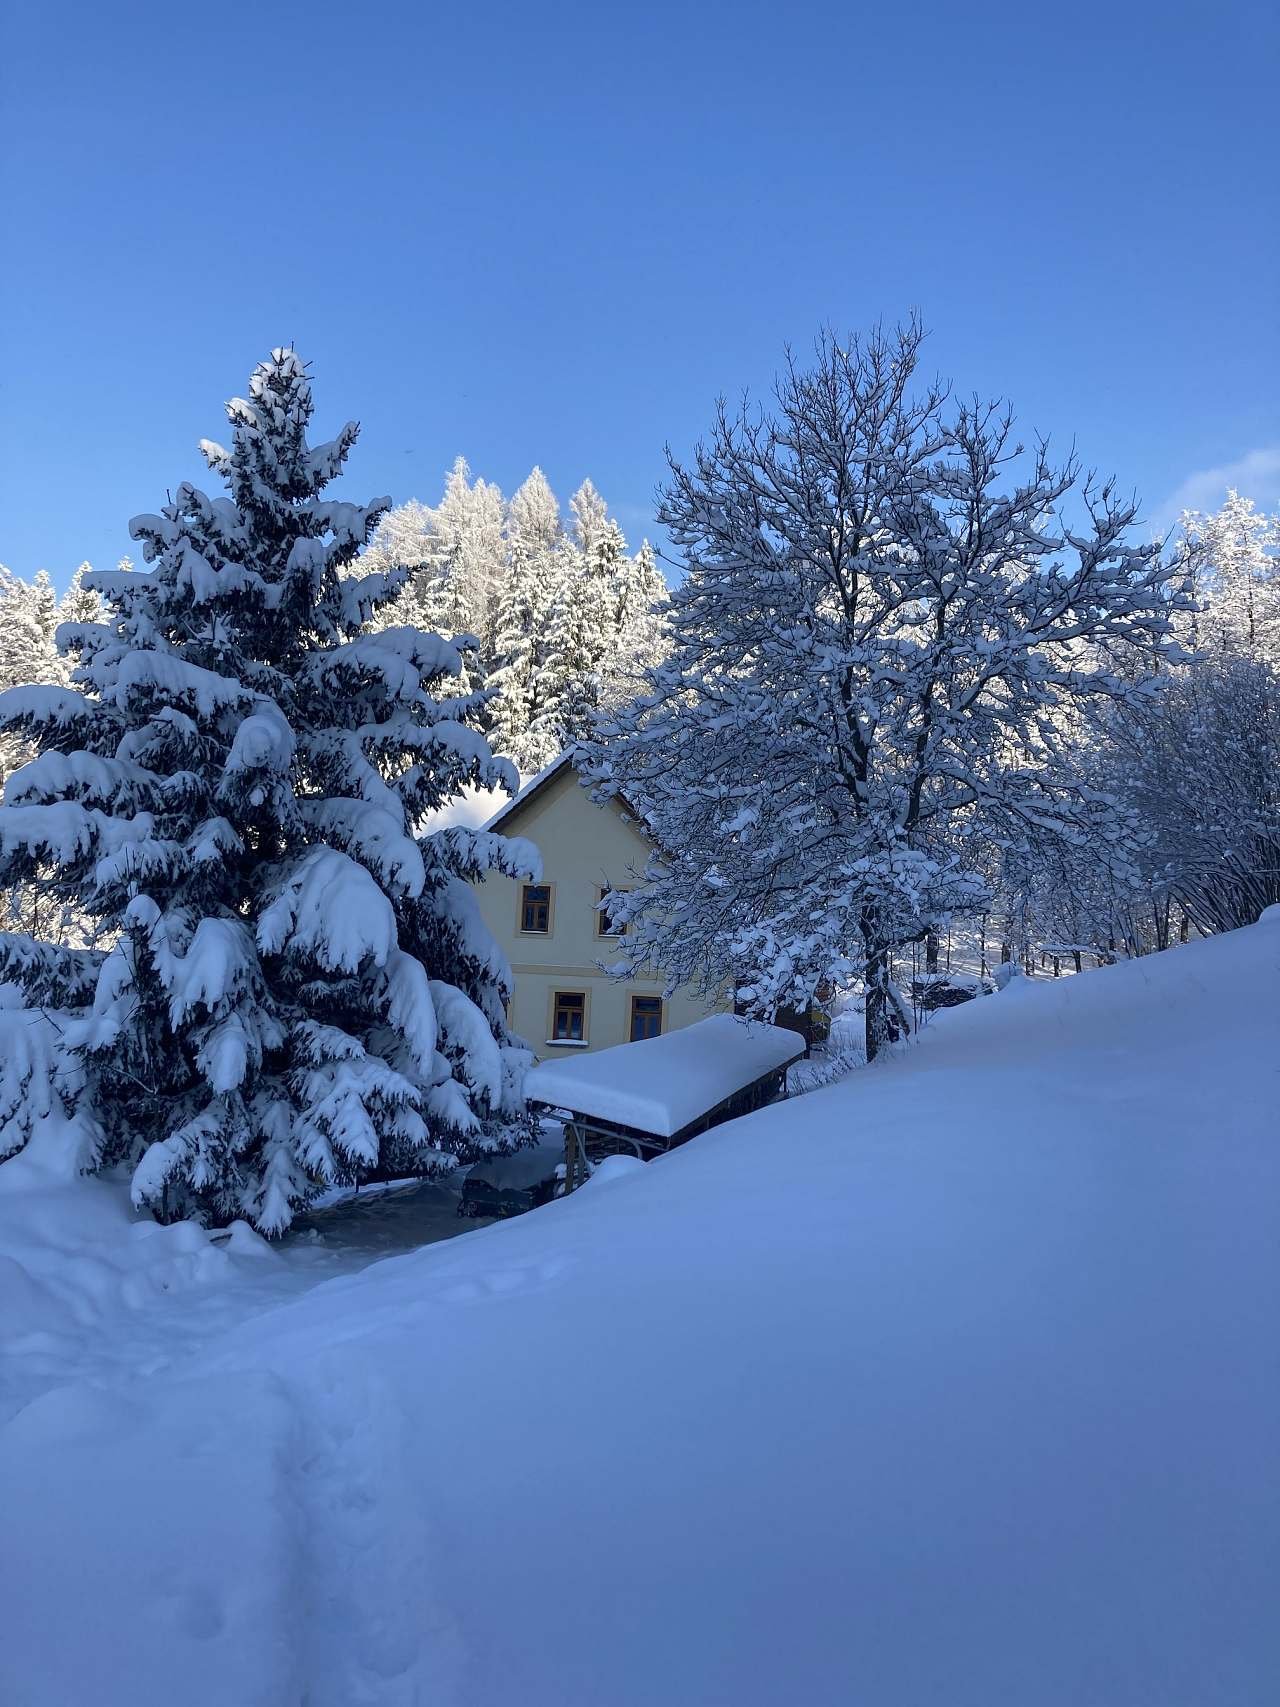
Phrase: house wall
[{"left": 475, "top": 764, "right": 727, "bottom": 1058}]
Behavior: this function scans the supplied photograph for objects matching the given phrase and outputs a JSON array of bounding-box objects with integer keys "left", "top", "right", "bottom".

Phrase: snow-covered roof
[
  {"left": 483, "top": 746, "right": 649, "bottom": 839},
  {"left": 524, "top": 1013, "right": 806, "bottom": 1138},
  {"left": 483, "top": 750, "right": 578, "bottom": 832}
]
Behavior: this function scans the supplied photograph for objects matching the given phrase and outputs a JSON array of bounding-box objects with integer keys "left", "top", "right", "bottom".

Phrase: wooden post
[{"left": 563, "top": 1125, "right": 578, "bottom": 1196}]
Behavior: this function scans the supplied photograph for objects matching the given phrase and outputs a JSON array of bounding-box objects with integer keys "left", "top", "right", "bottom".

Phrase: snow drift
[{"left": 2, "top": 921, "right": 1277, "bottom": 1706}]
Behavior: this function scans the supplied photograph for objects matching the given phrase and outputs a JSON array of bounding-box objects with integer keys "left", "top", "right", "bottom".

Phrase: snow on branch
[{"left": 257, "top": 847, "right": 397, "bottom": 973}]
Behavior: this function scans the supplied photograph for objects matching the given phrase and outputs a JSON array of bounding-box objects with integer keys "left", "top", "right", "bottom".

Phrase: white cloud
[{"left": 1154, "top": 445, "right": 1280, "bottom": 532}]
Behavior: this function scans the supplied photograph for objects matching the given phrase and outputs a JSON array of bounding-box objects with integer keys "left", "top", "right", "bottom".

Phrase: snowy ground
[
  {"left": 0, "top": 1169, "right": 488, "bottom": 1429},
  {"left": 2, "top": 921, "right": 1278, "bottom": 1706}
]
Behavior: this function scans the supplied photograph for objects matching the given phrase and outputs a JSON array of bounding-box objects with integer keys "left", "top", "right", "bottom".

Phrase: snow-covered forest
[
  {"left": 357, "top": 461, "right": 669, "bottom": 769},
  {"left": 2, "top": 464, "right": 668, "bottom": 781}
]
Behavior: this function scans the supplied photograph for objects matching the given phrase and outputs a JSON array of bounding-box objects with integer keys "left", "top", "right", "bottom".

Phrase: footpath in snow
[{"left": 2, "top": 920, "right": 1278, "bottom": 1707}]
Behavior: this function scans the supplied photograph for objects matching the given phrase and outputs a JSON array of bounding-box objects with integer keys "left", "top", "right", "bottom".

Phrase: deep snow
[{"left": 2, "top": 921, "right": 1277, "bottom": 1706}]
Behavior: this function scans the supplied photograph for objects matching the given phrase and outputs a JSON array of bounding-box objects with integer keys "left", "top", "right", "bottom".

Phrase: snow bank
[
  {"left": 524, "top": 1012, "right": 805, "bottom": 1136},
  {"left": 2, "top": 923, "right": 1278, "bottom": 1706},
  {"left": 0, "top": 1159, "right": 270, "bottom": 1426}
]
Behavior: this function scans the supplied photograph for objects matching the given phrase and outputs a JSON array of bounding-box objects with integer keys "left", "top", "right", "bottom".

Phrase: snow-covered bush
[{"left": 0, "top": 349, "right": 537, "bottom": 1231}]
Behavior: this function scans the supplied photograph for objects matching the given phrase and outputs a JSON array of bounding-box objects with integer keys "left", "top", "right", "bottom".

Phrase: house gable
[{"left": 472, "top": 753, "right": 723, "bottom": 1055}]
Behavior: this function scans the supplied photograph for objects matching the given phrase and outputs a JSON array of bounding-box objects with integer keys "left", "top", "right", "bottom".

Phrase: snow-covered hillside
[{"left": 3, "top": 922, "right": 1277, "bottom": 1707}]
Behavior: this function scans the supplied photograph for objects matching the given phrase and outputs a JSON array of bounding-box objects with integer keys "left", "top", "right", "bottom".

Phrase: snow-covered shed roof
[{"left": 523, "top": 1014, "right": 806, "bottom": 1139}]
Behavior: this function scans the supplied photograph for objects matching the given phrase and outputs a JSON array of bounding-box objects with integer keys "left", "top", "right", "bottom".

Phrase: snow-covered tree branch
[{"left": 584, "top": 321, "right": 1193, "bottom": 1060}]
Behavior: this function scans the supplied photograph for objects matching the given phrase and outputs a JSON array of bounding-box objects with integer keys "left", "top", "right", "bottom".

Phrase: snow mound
[
  {"left": 2, "top": 925, "right": 1277, "bottom": 1706},
  {"left": 0, "top": 1162, "right": 278, "bottom": 1427}
]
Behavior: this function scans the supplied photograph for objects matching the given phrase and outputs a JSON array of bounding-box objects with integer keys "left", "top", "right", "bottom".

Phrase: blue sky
[{"left": 2, "top": 0, "right": 1275, "bottom": 587}]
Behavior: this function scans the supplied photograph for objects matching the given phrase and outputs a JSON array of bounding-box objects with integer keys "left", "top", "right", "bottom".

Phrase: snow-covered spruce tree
[
  {"left": 584, "top": 321, "right": 1190, "bottom": 1061},
  {"left": 0, "top": 350, "right": 536, "bottom": 1228}
]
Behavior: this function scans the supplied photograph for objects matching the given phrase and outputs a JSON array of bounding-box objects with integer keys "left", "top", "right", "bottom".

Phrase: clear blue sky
[{"left": 2, "top": 0, "right": 1276, "bottom": 587}]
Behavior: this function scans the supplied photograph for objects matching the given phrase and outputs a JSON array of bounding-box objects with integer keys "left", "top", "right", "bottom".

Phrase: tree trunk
[
  {"left": 862, "top": 912, "right": 905, "bottom": 1064},
  {"left": 925, "top": 929, "right": 939, "bottom": 974}
]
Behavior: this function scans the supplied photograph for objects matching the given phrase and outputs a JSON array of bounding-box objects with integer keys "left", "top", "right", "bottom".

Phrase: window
[
  {"left": 520, "top": 883, "right": 551, "bottom": 934},
  {"left": 596, "top": 886, "right": 627, "bottom": 937},
  {"left": 630, "top": 995, "right": 663, "bottom": 1041},
  {"left": 551, "top": 991, "right": 586, "bottom": 1042}
]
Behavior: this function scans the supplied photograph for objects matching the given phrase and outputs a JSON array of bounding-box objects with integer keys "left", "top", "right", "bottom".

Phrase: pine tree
[
  {"left": 569, "top": 478, "right": 608, "bottom": 565},
  {"left": 0, "top": 566, "right": 60, "bottom": 782},
  {"left": 56, "top": 562, "right": 109, "bottom": 679},
  {"left": 59, "top": 562, "right": 108, "bottom": 629},
  {"left": 428, "top": 456, "right": 507, "bottom": 654},
  {"left": 0, "top": 567, "right": 54, "bottom": 704},
  {"left": 360, "top": 468, "right": 660, "bottom": 761},
  {"left": 1176, "top": 489, "right": 1280, "bottom": 663},
  {"left": 549, "top": 493, "right": 626, "bottom": 743},
  {"left": 507, "top": 466, "right": 561, "bottom": 564},
  {"left": 487, "top": 471, "right": 569, "bottom": 771},
  {"left": 602, "top": 537, "right": 668, "bottom": 705},
  {"left": 0, "top": 350, "right": 536, "bottom": 1230},
  {"left": 359, "top": 500, "right": 446, "bottom": 630},
  {"left": 30, "top": 570, "right": 59, "bottom": 652}
]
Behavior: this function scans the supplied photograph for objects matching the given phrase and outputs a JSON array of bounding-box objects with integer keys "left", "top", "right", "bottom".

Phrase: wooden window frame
[
  {"left": 518, "top": 881, "right": 555, "bottom": 936},
  {"left": 628, "top": 992, "right": 664, "bottom": 1042},
  {"left": 547, "top": 987, "right": 590, "bottom": 1047}
]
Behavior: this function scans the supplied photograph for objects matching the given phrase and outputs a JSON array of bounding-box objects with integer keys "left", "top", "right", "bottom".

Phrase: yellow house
[{"left": 475, "top": 753, "right": 727, "bottom": 1059}]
